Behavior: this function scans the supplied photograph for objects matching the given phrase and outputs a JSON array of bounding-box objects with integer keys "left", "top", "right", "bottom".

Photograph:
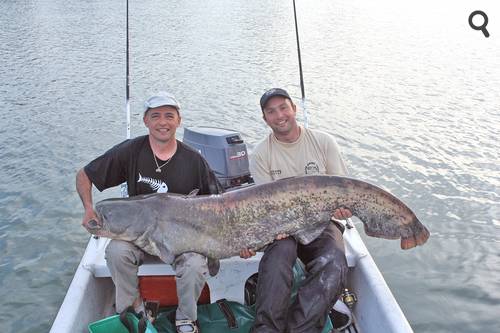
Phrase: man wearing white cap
[{"left": 76, "top": 91, "right": 222, "bottom": 333}]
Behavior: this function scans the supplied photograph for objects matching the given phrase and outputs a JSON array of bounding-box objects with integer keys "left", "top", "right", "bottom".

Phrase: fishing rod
[
  {"left": 121, "top": 0, "right": 131, "bottom": 198},
  {"left": 292, "top": 0, "right": 308, "bottom": 128},
  {"left": 125, "top": 0, "right": 131, "bottom": 140},
  {"left": 292, "top": 1, "right": 353, "bottom": 229}
]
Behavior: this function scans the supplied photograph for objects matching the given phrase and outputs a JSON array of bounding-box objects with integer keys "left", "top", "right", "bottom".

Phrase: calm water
[{"left": 1, "top": 0, "right": 499, "bottom": 332}]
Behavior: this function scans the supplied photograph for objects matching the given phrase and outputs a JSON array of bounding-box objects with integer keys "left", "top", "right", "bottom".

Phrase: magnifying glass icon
[{"left": 469, "top": 10, "right": 489, "bottom": 38}]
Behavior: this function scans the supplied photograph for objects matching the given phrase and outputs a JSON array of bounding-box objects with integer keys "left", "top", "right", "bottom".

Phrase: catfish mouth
[
  {"left": 85, "top": 218, "right": 107, "bottom": 237},
  {"left": 84, "top": 209, "right": 109, "bottom": 237},
  {"left": 86, "top": 219, "right": 102, "bottom": 231},
  {"left": 90, "top": 205, "right": 131, "bottom": 239}
]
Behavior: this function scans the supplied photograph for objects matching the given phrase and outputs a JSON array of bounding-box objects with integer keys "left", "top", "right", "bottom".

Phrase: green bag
[
  {"left": 154, "top": 299, "right": 254, "bottom": 333},
  {"left": 88, "top": 311, "right": 158, "bottom": 333},
  {"left": 153, "top": 261, "right": 333, "bottom": 333}
]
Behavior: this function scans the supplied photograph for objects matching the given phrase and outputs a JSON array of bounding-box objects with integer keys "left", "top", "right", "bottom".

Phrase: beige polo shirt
[{"left": 250, "top": 126, "right": 348, "bottom": 184}]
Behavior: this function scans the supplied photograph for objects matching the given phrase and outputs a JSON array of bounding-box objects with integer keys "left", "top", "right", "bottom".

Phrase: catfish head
[{"left": 85, "top": 196, "right": 149, "bottom": 242}]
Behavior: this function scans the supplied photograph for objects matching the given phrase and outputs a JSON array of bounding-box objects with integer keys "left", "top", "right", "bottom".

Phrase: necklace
[{"left": 153, "top": 153, "right": 172, "bottom": 173}]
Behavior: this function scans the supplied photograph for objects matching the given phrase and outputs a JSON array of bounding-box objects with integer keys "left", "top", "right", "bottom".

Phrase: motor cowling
[{"left": 183, "top": 126, "right": 253, "bottom": 189}]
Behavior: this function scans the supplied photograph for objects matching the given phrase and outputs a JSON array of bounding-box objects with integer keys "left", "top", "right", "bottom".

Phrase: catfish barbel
[{"left": 86, "top": 175, "right": 429, "bottom": 263}]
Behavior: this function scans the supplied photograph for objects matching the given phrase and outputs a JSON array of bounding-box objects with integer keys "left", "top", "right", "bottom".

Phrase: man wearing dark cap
[
  {"left": 76, "top": 91, "right": 222, "bottom": 333},
  {"left": 245, "top": 88, "right": 351, "bottom": 333}
]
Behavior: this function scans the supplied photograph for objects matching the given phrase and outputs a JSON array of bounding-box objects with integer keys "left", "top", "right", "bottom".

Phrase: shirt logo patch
[
  {"left": 270, "top": 169, "right": 282, "bottom": 176},
  {"left": 137, "top": 173, "right": 168, "bottom": 193},
  {"left": 305, "top": 162, "right": 320, "bottom": 175}
]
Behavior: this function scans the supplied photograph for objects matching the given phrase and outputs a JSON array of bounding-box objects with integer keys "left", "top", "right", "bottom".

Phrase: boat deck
[{"left": 51, "top": 222, "right": 414, "bottom": 333}]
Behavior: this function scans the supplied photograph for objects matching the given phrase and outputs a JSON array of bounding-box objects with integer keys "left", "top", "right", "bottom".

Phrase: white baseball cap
[{"left": 144, "top": 91, "right": 181, "bottom": 113}]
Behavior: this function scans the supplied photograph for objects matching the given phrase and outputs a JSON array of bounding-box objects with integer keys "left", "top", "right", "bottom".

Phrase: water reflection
[{"left": 0, "top": 0, "right": 499, "bottom": 332}]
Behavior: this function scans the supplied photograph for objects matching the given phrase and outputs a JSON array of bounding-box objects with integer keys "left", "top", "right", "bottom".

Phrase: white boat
[
  {"left": 50, "top": 3, "right": 414, "bottom": 329},
  {"left": 50, "top": 209, "right": 413, "bottom": 333}
]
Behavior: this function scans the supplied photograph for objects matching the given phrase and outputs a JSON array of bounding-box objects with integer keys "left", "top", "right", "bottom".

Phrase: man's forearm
[{"left": 76, "top": 168, "right": 93, "bottom": 211}]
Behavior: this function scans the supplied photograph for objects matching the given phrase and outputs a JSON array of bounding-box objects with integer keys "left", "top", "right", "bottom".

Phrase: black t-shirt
[{"left": 84, "top": 136, "right": 223, "bottom": 196}]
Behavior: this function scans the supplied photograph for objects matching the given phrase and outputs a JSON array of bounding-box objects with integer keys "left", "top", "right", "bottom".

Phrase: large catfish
[{"left": 86, "top": 175, "right": 429, "bottom": 263}]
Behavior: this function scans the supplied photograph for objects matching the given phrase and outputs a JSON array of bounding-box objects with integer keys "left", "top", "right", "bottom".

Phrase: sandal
[
  {"left": 175, "top": 319, "right": 200, "bottom": 333},
  {"left": 144, "top": 301, "right": 160, "bottom": 323}
]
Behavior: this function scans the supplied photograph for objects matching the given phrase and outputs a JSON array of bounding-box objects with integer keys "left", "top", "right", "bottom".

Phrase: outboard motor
[{"left": 183, "top": 126, "right": 253, "bottom": 189}]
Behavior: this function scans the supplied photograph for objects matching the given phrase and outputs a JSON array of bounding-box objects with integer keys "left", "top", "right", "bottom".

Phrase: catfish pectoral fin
[
  {"left": 293, "top": 221, "right": 330, "bottom": 245},
  {"left": 157, "top": 243, "right": 175, "bottom": 264},
  {"left": 207, "top": 257, "right": 220, "bottom": 277}
]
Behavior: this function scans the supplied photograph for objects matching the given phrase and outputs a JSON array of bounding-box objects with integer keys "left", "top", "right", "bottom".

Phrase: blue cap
[{"left": 260, "top": 88, "right": 292, "bottom": 110}]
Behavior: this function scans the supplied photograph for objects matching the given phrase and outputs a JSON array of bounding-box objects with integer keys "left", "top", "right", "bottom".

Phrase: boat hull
[{"left": 50, "top": 221, "right": 413, "bottom": 333}]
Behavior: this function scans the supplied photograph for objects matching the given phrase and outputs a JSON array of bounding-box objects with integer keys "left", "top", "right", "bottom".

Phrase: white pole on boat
[
  {"left": 292, "top": 0, "right": 308, "bottom": 128},
  {"left": 121, "top": 0, "right": 131, "bottom": 198}
]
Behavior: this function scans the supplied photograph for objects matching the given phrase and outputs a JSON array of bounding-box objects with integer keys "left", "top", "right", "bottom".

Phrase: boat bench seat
[
  {"left": 84, "top": 237, "right": 265, "bottom": 303},
  {"left": 86, "top": 232, "right": 359, "bottom": 278},
  {"left": 86, "top": 237, "right": 265, "bottom": 278},
  {"left": 83, "top": 227, "right": 362, "bottom": 304}
]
